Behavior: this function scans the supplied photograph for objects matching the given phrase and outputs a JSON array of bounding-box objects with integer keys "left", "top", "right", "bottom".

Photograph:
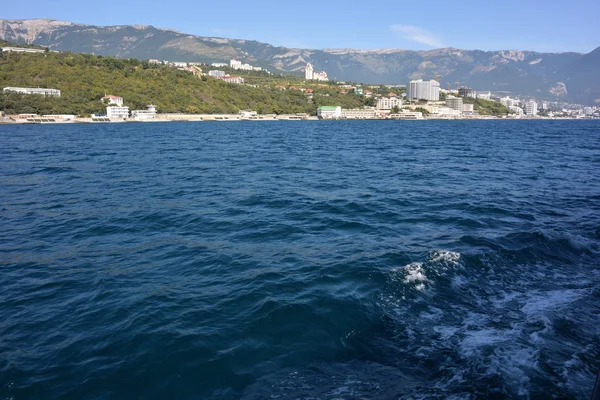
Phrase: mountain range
[{"left": 1, "top": 19, "right": 599, "bottom": 105}]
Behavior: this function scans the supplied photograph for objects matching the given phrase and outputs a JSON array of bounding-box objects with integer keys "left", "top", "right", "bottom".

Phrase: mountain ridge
[{"left": 1, "top": 18, "right": 599, "bottom": 104}]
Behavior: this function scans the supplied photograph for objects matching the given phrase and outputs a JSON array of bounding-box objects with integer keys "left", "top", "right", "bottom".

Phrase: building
[
  {"left": 211, "top": 63, "right": 228, "bottom": 68},
  {"left": 312, "top": 71, "right": 329, "bottom": 81},
  {"left": 525, "top": 100, "right": 538, "bottom": 116},
  {"left": 3, "top": 87, "right": 61, "bottom": 97},
  {"left": 2, "top": 47, "right": 49, "bottom": 53},
  {"left": 509, "top": 106, "right": 524, "bottom": 116},
  {"left": 445, "top": 96, "right": 464, "bottom": 111},
  {"left": 462, "top": 104, "right": 474, "bottom": 112},
  {"left": 434, "top": 107, "right": 462, "bottom": 117},
  {"left": 305, "top": 63, "right": 314, "bottom": 80},
  {"left": 500, "top": 96, "right": 519, "bottom": 108},
  {"left": 239, "top": 110, "right": 258, "bottom": 119},
  {"left": 541, "top": 101, "right": 549, "bottom": 111},
  {"left": 317, "top": 106, "right": 342, "bottom": 119},
  {"left": 41, "top": 114, "right": 76, "bottom": 120},
  {"left": 219, "top": 75, "right": 245, "bottom": 84},
  {"left": 230, "top": 59, "right": 260, "bottom": 71},
  {"left": 407, "top": 79, "right": 440, "bottom": 101},
  {"left": 476, "top": 91, "right": 492, "bottom": 100},
  {"left": 106, "top": 106, "right": 130, "bottom": 119},
  {"left": 458, "top": 87, "right": 473, "bottom": 98},
  {"left": 341, "top": 108, "right": 378, "bottom": 119},
  {"left": 131, "top": 105, "right": 157, "bottom": 121},
  {"left": 376, "top": 96, "right": 402, "bottom": 110},
  {"left": 389, "top": 111, "right": 423, "bottom": 120},
  {"left": 148, "top": 59, "right": 161, "bottom": 64},
  {"left": 304, "top": 63, "right": 328, "bottom": 81},
  {"left": 208, "top": 70, "right": 226, "bottom": 78},
  {"left": 101, "top": 95, "right": 124, "bottom": 107}
]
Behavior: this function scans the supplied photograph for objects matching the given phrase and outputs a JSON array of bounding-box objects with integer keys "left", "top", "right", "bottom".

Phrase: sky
[{"left": 1, "top": 0, "right": 599, "bottom": 53}]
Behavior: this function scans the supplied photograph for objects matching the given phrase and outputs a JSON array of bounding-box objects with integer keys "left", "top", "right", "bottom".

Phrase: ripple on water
[{"left": 0, "top": 121, "right": 599, "bottom": 399}]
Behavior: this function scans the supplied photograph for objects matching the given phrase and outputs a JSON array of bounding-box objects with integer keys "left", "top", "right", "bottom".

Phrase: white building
[
  {"left": 219, "top": 75, "right": 245, "bottom": 84},
  {"left": 304, "top": 63, "right": 328, "bottom": 81},
  {"left": 434, "top": 107, "right": 462, "bottom": 117},
  {"left": 341, "top": 108, "right": 386, "bottom": 119},
  {"left": 445, "top": 96, "right": 464, "bottom": 111},
  {"left": 106, "top": 106, "right": 130, "bottom": 119},
  {"left": 313, "top": 71, "right": 329, "bottom": 81},
  {"left": 305, "top": 63, "right": 314, "bottom": 80},
  {"left": 101, "top": 95, "right": 124, "bottom": 107},
  {"left": 209, "top": 70, "right": 226, "bottom": 78},
  {"left": 407, "top": 79, "right": 440, "bottom": 101},
  {"left": 42, "top": 114, "right": 76, "bottom": 120},
  {"left": 131, "top": 105, "right": 157, "bottom": 121},
  {"left": 230, "top": 59, "right": 242, "bottom": 69},
  {"left": 500, "top": 96, "right": 519, "bottom": 108},
  {"left": 211, "top": 63, "right": 228, "bottom": 68},
  {"left": 2, "top": 47, "right": 49, "bottom": 54},
  {"left": 509, "top": 106, "right": 524, "bottom": 116},
  {"left": 239, "top": 110, "right": 258, "bottom": 118},
  {"left": 476, "top": 91, "right": 492, "bottom": 100},
  {"left": 317, "top": 106, "right": 342, "bottom": 119},
  {"left": 377, "top": 97, "right": 402, "bottom": 110},
  {"left": 525, "top": 101, "right": 538, "bottom": 116},
  {"left": 389, "top": 111, "right": 423, "bottom": 120},
  {"left": 3, "top": 87, "right": 61, "bottom": 97}
]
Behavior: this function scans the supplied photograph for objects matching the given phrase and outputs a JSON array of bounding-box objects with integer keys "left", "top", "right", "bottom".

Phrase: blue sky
[{"left": 2, "top": 0, "right": 599, "bottom": 53}]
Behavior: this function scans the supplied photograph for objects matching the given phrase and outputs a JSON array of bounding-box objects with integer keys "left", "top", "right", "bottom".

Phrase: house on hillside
[{"left": 101, "top": 95, "right": 124, "bottom": 106}]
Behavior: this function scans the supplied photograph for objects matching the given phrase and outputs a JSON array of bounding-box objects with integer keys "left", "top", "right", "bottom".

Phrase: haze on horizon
[{"left": 1, "top": 0, "right": 599, "bottom": 54}]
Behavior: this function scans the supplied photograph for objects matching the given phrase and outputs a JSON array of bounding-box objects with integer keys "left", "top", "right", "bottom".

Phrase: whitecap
[
  {"left": 427, "top": 249, "right": 461, "bottom": 266},
  {"left": 403, "top": 262, "right": 427, "bottom": 283}
]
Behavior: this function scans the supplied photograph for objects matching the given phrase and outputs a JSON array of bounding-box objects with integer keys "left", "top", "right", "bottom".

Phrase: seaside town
[{"left": 1, "top": 46, "right": 598, "bottom": 124}]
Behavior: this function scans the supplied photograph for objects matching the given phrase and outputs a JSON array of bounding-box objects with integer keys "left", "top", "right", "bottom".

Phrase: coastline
[{"left": 0, "top": 114, "right": 593, "bottom": 125}]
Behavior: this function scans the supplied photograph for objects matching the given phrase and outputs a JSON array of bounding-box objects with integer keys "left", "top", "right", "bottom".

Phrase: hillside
[
  {"left": 0, "top": 50, "right": 369, "bottom": 116},
  {"left": 1, "top": 19, "right": 599, "bottom": 104}
]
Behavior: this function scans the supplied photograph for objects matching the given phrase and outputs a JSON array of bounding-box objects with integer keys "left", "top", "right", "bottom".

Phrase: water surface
[{"left": 1, "top": 120, "right": 599, "bottom": 399}]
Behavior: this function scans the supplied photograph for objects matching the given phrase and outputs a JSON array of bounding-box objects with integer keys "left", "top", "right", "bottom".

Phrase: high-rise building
[
  {"left": 458, "top": 87, "right": 473, "bottom": 98},
  {"left": 407, "top": 79, "right": 440, "bottom": 101},
  {"left": 305, "top": 63, "right": 314, "bottom": 80},
  {"left": 525, "top": 101, "right": 538, "bottom": 116}
]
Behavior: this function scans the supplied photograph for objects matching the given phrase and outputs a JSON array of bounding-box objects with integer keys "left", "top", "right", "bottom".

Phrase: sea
[{"left": 1, "top": 120, "right": 599, "bottom": 400}]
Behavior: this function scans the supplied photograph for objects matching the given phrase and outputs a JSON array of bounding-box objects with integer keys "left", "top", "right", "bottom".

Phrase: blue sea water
[{"left": 1, "top": 120, "right": 599, "bottom": 399}]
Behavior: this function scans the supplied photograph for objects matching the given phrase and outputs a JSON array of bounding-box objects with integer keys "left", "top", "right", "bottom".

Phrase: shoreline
[
  {"left": 0, "top": 113, "right": 597, "bottom": 125},
  {"left": 0, "top": 114, "right": 594, "bottom": 125}
]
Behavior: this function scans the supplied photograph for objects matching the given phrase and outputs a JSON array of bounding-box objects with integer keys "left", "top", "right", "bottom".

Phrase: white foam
[
  {"left": 403, "top": 262, "right": 427, "bottom": 284},
  {"left": 427, "top": 249, "right": 461, "bottom": 266}
]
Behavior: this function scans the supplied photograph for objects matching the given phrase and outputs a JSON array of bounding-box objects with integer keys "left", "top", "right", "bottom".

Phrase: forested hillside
[{"left": 0, "top": 50, "right": 367, "bottom": 116}]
